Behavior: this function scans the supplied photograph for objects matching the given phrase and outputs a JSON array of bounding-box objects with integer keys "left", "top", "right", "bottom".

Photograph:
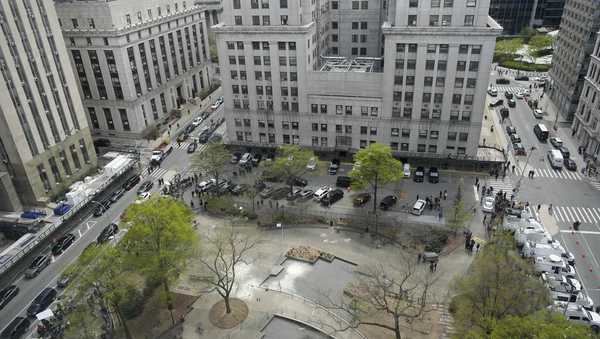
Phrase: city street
[
  {"left": 488, "top": 67, "right": 600, "bottom": 307},
  {"left": 0, "top": 104, "right": 224, "bottom": 334}
]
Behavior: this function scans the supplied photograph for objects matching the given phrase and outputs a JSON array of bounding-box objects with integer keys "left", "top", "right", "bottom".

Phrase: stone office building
[
  {"left": 55, "top": 0, "right": 212, "bottom": 138},
  {"left": 214, "top": 0, "right": 502, "bottom": 160}
]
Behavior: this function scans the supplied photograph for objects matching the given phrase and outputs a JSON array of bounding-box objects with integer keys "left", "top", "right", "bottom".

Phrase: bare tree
[
  {"left": 197, "top": 230, "right": 257, "bottom": 313},
  {"left": 326, "top": 251, "right": 438, "bottom": 339}
]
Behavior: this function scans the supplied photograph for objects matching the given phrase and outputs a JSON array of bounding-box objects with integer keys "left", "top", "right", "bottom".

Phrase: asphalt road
[
  {"left": 0, "top": 105, "right": 224, "bottom": 334},
  {"left": 489, "top": 68, "right": 600, "bottom": 308}
]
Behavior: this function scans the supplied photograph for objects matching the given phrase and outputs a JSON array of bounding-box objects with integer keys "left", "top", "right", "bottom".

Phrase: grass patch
[{"left": 500, "top": 59, "right": 550, "bottom": 72}]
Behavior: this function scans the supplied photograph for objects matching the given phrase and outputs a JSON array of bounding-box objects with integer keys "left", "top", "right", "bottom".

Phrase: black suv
[
  {"left": 495, "top": 78, "right": 510, "bottom": 84},
  {"left": 137, "top": 181, "right": 153, "bottom": 195},
  {"left": 336, "top": 176, "right": 352, "bottom": 188},
  {"left": 93, "top": 200, "right": 111, "bottom": 217},
  {"left": 328, "top": 159, "right": 340, "bottom": 175},
  {"left": 414, "top": 167, "right": 425, "bottom": 182},
  {"left": 97, "top": 223, "right": 119, "bottom": 244},
  {"left": 504, "top": 91, "right": 513, "bottom": 99},
  {"left": 52, "top": 233, "right": 76, "bottom": 256},
  {"left": 27, "top": 287, "right": 57, "bottom": 317},
  {"left": 558, "top": 146, "right": 570, "bottom": 159},
  {"left": 320, "top": 189, "right": 344, "bottom": 206},
  {"left": 122, "top": 175, "right": 141, "bottom": 191},
  {"left": 428, "top": 167, "right": 439, "bottom": 183},
  {"left": 380, "top": 195, "right": 398, "bottom": 210},
  {"left": 24, "top": 254, "right": 51, "bottom": 279},
  {"left": 0, "top": 317, "right": 30, "bottom": 339},
  {"left": 110, "top": 188, "right": 125, "bottom": 203},
  {"left": 286, "top": 176, "right": 308, "bottom": 187},
  {"left": 0, "top": 285, "right": 19, "bottom": 310}
]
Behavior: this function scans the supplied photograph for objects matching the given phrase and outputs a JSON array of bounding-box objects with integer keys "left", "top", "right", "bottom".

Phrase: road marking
[
  {"left": 559, "top": 235, "right": 590, "bottom": 300},
  {"left": 582, "top": 208, "right": 594, "bottom": 224},
  {"left": 555, "top": 207, "right": 565, "bottom": 222},
  {"left": 560, "top": 230, "right": 600, "bottom": 235},
  {"left": 575, "top": 208, "right": 588, "bottom": 223},
  {"left": 473, "top": 185, "right": 479, "bottom": 202},
  {"left": 77, "top": 229, "right": 82, "bottom": 237}
]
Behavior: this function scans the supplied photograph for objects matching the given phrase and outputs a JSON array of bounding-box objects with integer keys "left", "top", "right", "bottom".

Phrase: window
[
  {"left": 428, "top": 145, "right": 437, "bottom": 153},
  {"left": 345, "top": 106, "right": 353, "bottom": 115},
  {"left": 405, "top": 92, "right": 413, "bottom": 102},
  {"left": 361, "top": 106, "right": 369, "bottom": 116},
  {"left": 408, "top": 15, "right": 417, "bottom": 26},
  {"left": 429, "top": 15, "right": 439, "bottom": 26},
  {"left": 439, "top": 44, "right": 449, "bottom": 54},
  {"left": 312, "top": 123, "right": 319, "bottom": 131},
  {"left": 406, "top": 76, "right": 415, "bottom": 85},
  {"left": 289, "top": 42, "right": 296, "bottom": 50},
  {"left": 252, "top": 16, "right": 260, "bottom": 25},
  {"left": 257, "top": 86, "right": 264, "bottom": 95},
  {"left": 71, "top": 18, "right": 79, "bottom": 28},
  {"left": 254, "top": 56, "right": 262, "bottom": 65},
  {"left": 417, "top": 144, "right": 426, "bottom": 152},
  {"left": 281, "top": 15, "right": 288, "bottom": 25},
  {"left": 403, "top": 107, "right": 412, "bottom": 118},
  {"left": 434, "top": 93, "right": 443, "bottom": 103},
  {"left": 251, "top": 0, "right": 259, "bottom": 8},
  {"left": 466, "top": 0, "right": 476, "bottom": 6},
  {"left": 408, "top": 44, "right": 417, "bottom": 52},
  {"left": 447, "top": 131, "right": 457, "bottom": 140},
  {"left": 263, "top": 56, "right": 271, "bottom": 65},
  {"left": 237, "top": 41, "right": 244, "bottom": 50},
  {"left": 431, "top": 0, "right": 440, "bottom": 7},
  {"left": 409, "top": 0, "right": 418, "bottom": 7},
  {"left": 464, "top": 95, "right": 474, "bottom": 105},
  {"left": 235, "top": 16, "right": 242, "bottom": 25},
  {"left": 407, "top": 60, "right": 416, "bottom": 69},
  {"left": 321, "top": 124, "right": 327, "bottom": 132},
  {"left": 395, "top": 59, "right": 404, "bottom": 69},
  {"left": 401, "top": 143, "right": 409, "bottom": 151},
  {"left": 360, "top": 22, "right": 367, "bottom": 29},
  {"left": 262, "top": 0, "right": 269, "bottom": 8},
  {"left": 360, "top": 126, "right": 368, "bottom": 135},
  {"left": 457, "top": 61, "right": 466, "bottom": 71},
  {"left": 454, "top": 78, "right": 464, "bottom": 88},
  {"left": 472, "top": 45, "right": 481, "bottom": 54},
  {"left": 443, "top": 0, "right": 453, "bottom": 7},
  {"left": 458, "top": 44, "right": 469, "bottom": 54},
  {"left": 421, "top": 109, "right": 429, "bottom": 119},
  {"left": 422, "top": 93, "right": 431, "bottom": 103},
  {"left": 426, "top": 60, "right": 435, "bottom": 70},
  {"left": 263, "top": 42, "right": 270, "bottom": 50},
  {"left": 450, "top": 110, "right": 459, "bottom": 120},
  {"left": 311, "top": 104, "right": 318, "bottom": 113},
  {"left": 352, "top": 1, "right": 360, "bottom": 9},
  {"left": 466, "top": 78, "right": 477, "bottom": 88},
  {"left": 238, "top": 56, "right": 245, "bottom": 65},
  {"left": 370, "top": 127, "right": 377, "bottom": 136},
  {"left": 227, "top": 42, "right": 235, "bottom": 50},
  {"left": 103, "top": 108, "right": 114, "bottom": 130},
  {"left": 441, "top": 15, "right": 451, "bottom": 26},
  {"left": 321, "top": 104, "right": 327, "bottom": 113},
  {"left": 280, "top": 0, "right": 288, "bottom": 7},
  {"left": 352, "top": 22, "right": 359, "bottom": 30},
  {"left": 290, "top": 72, "right": 297, "bottom": 81},
  {"left": 436, "top": 77, "right": 445, "bottom": 87},
  {"left": 452, "top": 94, "right": 462, "bottom": 105},
  {"left": 432, "top": 109, "right": 441, "bottom": 120},
  {"left": 459, "top": 132, "right": 468, "bottom": 141},
  {"left": 469, "top": 61, "right": 479, "bottom": 72},
  {"left": 396, "top": 43, "right": 405, "bottom": 52},
  {"left": 255, "top": 71, "right": 263, "bottom": 80},
  {"left": 391, "top": 128, "right": 400, "bottom": 136},
  {"left": 332, "top": 1, "right": 338, "bottom": 9},
  {"left": 427, "top": 44, "right": 437, "bottom": 53},
  {"left": 462, "top": 111, "right": 471, "bottom": 121},
  {"left": 279, "top": 56, "right": 287, "bottom": 66},
  {"left": 464, "top": 15, "right": 474, "bottom": 26},
  {"left": 438, "top": 60, "right": 447, "bottom": 71},
  {"left": 424, "top": 77, "right": 433, "bottom": 86},
  {"left": 361, "top": 1, "right": 368, "bottom": 9}
]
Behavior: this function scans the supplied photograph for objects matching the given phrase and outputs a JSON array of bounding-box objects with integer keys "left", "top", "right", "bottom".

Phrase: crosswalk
[
  {"left": 147, "top": 167, "right": 169, "bottom": 179},
  {"left": 482, "top": 178, "right": 515, "bottom": 194},
  {"left": 523, "top": 164, "right": 584, "bottom": 180},
  {"left": 493, "top": 85, "right": 528, "bottom": 95},
  {"left": 552, "top": 206, "right": 600, "bottom": 226}
]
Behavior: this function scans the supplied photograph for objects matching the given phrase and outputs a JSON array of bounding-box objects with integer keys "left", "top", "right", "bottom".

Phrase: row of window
[
  {"left": 234, "top": 15, "right": 289, "bottom": 26},
  {"left": 310, "top": 104, "right": 379, "bottom": 116},
  {"left": 233, "top": 70, "right": 298, "bottom": 81},
  {"left": 227, "top": 41, "right": 296, "bottom": 51},
  {"left": 409, "top": 0, "right": 477, "bottom": 8},
  {"left": 394, "top": 76, "right": 477, "bottom": 88},
  {"left": 233, "top": 0, "right": 288, "bottom": 9},
  {"left": 37, "top": 139, "right": 91, "bottom": 192},
  {"left": 228, "top": 55, "right": 298, "bottom": 66},
  {"left": 392, "top": 91, "right": 475, "bottom": 106},
  {"left": 396, "top": 43, "right": 482, "bottom": 55},
  {"left": 426, "top": 14, "right": 475, "bottom": 27}
]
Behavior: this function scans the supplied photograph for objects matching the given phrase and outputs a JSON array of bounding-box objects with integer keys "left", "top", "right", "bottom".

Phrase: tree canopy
[
  {"left": 266, "top": 144, "right": 314, "bottom": 192},
  {"left": 446, "top": 179, "right": 471, "bottom": 234},
  {"left": 451, "top": 232, "right": 550, "bottom": 337},
  {"left": 485, "top": 310, "right": 592, "bottom": 339},
  {"left": 191, "top": 141, "right": 230, "bottom": 184},
  {"left": 495, "top": 38, "right": 522, "bottom": 57}
]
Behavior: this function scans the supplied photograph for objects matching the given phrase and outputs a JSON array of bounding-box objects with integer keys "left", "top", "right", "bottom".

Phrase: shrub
[
  {"left": 119, "top": 287, "right": 145, "bottom": 320},
  {"left": 500, "top": 59, "right": 551, "bottom": 72}
]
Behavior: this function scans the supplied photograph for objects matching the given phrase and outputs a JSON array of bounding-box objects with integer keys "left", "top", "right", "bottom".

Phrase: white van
[
  {"left": 534, "top": 255, "right": 576, "bottom": 277},
  {"left": 411, "top": 199, "right": 427, "bottom": 215},
  {"left": 548, "top": 149, "right": 563, "bottom": 169},
  {"left": 238, "top": 153, "right": 252, "bottom": 165},
  {"left": 522, "top": 241, "right": 575, "bottom": 265},
  {"left": 403, "top": 163, "right": 411, "bottom": 178}
]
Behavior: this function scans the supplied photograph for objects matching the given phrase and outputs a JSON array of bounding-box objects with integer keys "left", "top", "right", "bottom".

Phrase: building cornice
[
  {"left": 382, "top": 18, "right": 502, "bottom": 37},
  {"left": 212, "top": 22, "right": 314, "bottom": 35}
]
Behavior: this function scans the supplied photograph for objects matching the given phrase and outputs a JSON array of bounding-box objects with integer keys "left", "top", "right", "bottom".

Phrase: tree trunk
[
  {"left": 163, "top": 280, "right": 175, "bottom": 326},
  {"left": 224, "top": 295, "right": 232, "bottom": 314},
  {"left": 394, "top": 316, "right": 402, "bottom": 339},
  {"left": 372, "top": 177, "right": 379, "bottom": 236},
  {"left": 113, "top": 303, "right": 133, "bottom": 339}
]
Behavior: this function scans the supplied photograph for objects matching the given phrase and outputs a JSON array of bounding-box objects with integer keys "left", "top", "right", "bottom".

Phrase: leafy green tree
[
  {"left": 191, "top": 141, "right": 229, "bottom": 185},
  {"left": 485, "top": 310, "right": 592, "bottom": 339},
  {"left": 451, "top": 232, "right": 550, "bottom": 337},
  {"left": 520, "top": 27, "right": 537, "bottom": 43},
  {"left": 494, "top": 38, "right": 522, "bottom": 61},
  {"left": 121, "top": 196, "right": 198, "bottom": 325},
  {"left": 63, "top": 304, "right": 101, "bottom": 339},
  {"left": 348, "top": 143, "right": 403, "bottom": 234},
  {"left": 446, "top": 179, "right": 471, "bottom": 234},
  {"left": 267, "top": 145, "right": 314, "bottom": 194},
  {"left": 527, "top": 34, "right": 554, "bottom": 61}
]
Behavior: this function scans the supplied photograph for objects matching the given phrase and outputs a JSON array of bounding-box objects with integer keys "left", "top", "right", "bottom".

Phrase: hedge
[{"left": 500, "top": 59, "right": 551, "bottom": 72}]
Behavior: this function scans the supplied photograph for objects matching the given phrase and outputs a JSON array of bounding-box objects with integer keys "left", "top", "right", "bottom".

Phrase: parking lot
[{"left": 200, "top": 152, "right": 480, "bottom": 227}]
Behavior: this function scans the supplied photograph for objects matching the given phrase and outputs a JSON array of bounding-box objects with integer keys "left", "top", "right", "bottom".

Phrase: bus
[{"left": 534, "top": 123, "right": 549, "bottom": 142}]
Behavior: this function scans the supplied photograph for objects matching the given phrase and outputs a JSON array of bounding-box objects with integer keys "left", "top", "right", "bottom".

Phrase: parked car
[
  {"left": 176, "top": 133, "right": 188, "bottom": 142},
  {"left": 27, "top": 287, "right": 57, "bottom": 317},
  {"left": 482, "top": 196, "right": 495, "bottom": 213},
  {"left": 251, "top": 153, "right": 262, "bottom": 166},
  {"left": 564, "top": 158, "right": 577, "bottom": 171},
  {"left": 507, "top": 99, "right": 516, "bottom": 108},
  {"left": 286, "top": 176, "right": 308, "bottom": 187},
  {"left": 52, "top": 233, "right": 76, "bottom": 255},
  {"left": 514, "top": 75, "right": 529, "bottom": 81},
  {"left": 137, "top": 181, "right": 154, "bottom": 195},
  {"left": 259, "top": 186, "right": 275, "bottom": 199},
  {"left": 97, "top": 223, "right": 119, "bottom": 244},
  {"left": 0, "top": 285, "right": 19, "bottom": 310},
  {"left": 506, "top": 126, "right": 517, "bottom": 135},
  {"left": 286, "top": 188, "right": 302, "bottom": 201},
  {"left": 270, "top": 187, "right": 289, "bottom": 200},
  {"left": 558, "top": 146, "right": 570, "bottom": 159},
  {"left": 414, "top": 166, "right": 425, "bottom": 182},
  {"left": 505, "top": 91, "right": 513, "bottom": 99},
  {"left": 353, "top": 193, "right": 371, "bottom": 206},
  {"left": 110, "top": 189, "right": 125, "bottom": 203},
  {"left": 411, "top": 199, "right": 427, "bottom": 215},
  {"left": 496, "top": 78, "right": 510, "bottom": 84},
  {"left": 185, "top": 124, "right": 195, "bottom": 134},
  {"left": 93, "top": 200, "right": 111, "bottom": 217},
  {"left": 187, "top": 142, "right": 198, "bottom": 153},
  {"left": 513, "top": 143, "right": 526, "bottom": 156},
  {"left": 549, "top": 137, "right": 563, "bottom": 148},
  {"left": 510, "top": 133, "right": 522, "bottom": 143},
  {"left": 306, "top": 157, "right": 317, "bottom": 171},
  {"left": 191, "top": 116, "right": 203, "bottom": 127},
  {"left": 230, "top": 152, "right": 242, "bottom": 164},
  {"left": 551, "top": 304, "right": 600, "bottom": 331},
  {"left": 122, "top": 175, "right": 141, "bottom": 191},
  {"left": 515, "top": 92, "right": 524, "bottom": 99},
  {"left": 489, "top": 99, "right": 504, "bottom": 107},
  {"left": 24, "top": 254, "right": 51, "bottom": 279},
  {"left": 328, "top": 159, "right": 340, "bottom": 175},
  {"left": 487, "top": 88, "right": 498, "bottom": 96},
  {"left": 403, "top": 163, "right": 411, "bottom": 178},
  {"left": 239, "top": 153, "right": 252, "bottom": 166},
  {"left": 313, "top": 186, "right": 331, "bottom": 201},
  {"left": 428, "top": 167, "right": 439, "bottom": 183},
  {"left": 336, "top": 176, "right": 352, "bottom": 188},
  {"left": 380, "top": 195, "right": 398, "bottom": 210},
  {"left": 320, "top": 189, "right": 344, "bottom": 206},
  {"left": 93, "top": 138, "right": 111, "bottom": 148},
  {"left": 298, "top": 189, "right": 314, "bottom": 200},
  {"left": 533, "top": 109, "right": 544, "bottom": 119},
  {"left": 0, "top": 317, "right": 31, "bottom": 339},
  {"left": 230, "top": 184, "right": 248, "bottom": 195},
  {"left": 254, "top": 181, "right": 266, "bottom": 192},
  {"left": 198, "top": 178, "right": 217, "bottom": 192}
]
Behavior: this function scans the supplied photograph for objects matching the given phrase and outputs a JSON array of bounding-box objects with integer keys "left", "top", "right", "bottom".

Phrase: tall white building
[
  {"left": 572, "top": 33, "right": 600, "bottom": 164},
  {"left": 214, "top": 0, "right": 502, "bottom": 160},
  {"left": 0, "top": 0, "right": 97, "bottom": 210},
  {"left": 55, "top": 0, "right": 212, "bottom": 138}
]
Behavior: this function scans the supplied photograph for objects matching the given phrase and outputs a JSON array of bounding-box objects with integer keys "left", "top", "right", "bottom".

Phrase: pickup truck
[{"left": 150, "top": 145, "right": 173, "bottom": 164}]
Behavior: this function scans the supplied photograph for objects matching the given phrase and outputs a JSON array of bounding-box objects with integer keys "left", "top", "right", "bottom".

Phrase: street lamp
[{"left": 514, "top": 146, "right": 536, "bottom": 195}]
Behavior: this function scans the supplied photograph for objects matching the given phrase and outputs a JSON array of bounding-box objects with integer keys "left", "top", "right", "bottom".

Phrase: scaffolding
[{"left": 319, "top": 56, "right": 382, "bottom": 72}]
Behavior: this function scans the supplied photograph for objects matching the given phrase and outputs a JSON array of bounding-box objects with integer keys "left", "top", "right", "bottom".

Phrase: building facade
[
  {"left": 532, "top": 0, "right": 566, "bottom": 29},
  {"left": 55, "top": 0, "right": 212, "bottom": 138},
  {"left": 214, "top": 0, "right": 501, "bottom": 160},
  {"left": 0, "top": 0, "right": 97, "bottom": 210},
  {"left": 488, "top": 0, "right": 565, "bottom": 35},
  {"left": 548, "top": 0, "right": 600, "bottom": 121},
  {"left": 572, "top": 34, "right": 600, "bottom": 164}
]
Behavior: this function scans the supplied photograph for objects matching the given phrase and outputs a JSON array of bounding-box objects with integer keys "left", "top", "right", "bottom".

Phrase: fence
[{"left": 0, "top": 159, "right": 136, "bottom": 275}]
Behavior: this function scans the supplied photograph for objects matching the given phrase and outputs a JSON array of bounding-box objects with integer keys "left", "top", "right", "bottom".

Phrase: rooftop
[{"left": 319, "top": 57, "right": 382, "bottom": 73}]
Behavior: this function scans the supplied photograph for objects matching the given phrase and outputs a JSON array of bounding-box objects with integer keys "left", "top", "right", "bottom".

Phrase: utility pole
[{"left": 514, "top": 146, "right": 536, "bottom": 196}]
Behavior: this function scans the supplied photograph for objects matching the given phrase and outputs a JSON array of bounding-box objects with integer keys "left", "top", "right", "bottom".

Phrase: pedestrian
[
  {"left": 537, "top": 204, "right": 541, "bottom": 212},
  {"left": 483, "top": 214, "right": 487, "bottom": 222},
  {"left": 470, "top": 239, "right": 475, "bottom": 252},
  {"left": 191, "top": 201, "right": 194, "bottom": 208},
  {"left": 476, "top": 182, "right": 480, "bottom": 190},
  {"left": 433, "top": 261, "right": 438, "bottom": 272},
  {"left": 417, "top": 252, "right": 422, "bottom": 263},
  {"left": 481, "top": 185, "right": 486, "bottom": 194},
  {"left": 548, "top": 204, "right": 553, "bottom": 214},
  {"left": 429, "top": 261, "right": 434, "bottom": 272},
  {"left": 439, "top": 191, "right": 443, "bottom": 199},
  {"left": 476, "top": 243, "right": 480, "bottom": 252},
  {"left": 512, "top": 165, "right": 515, "bottom": 173},
  {"left": 416, "top": 194, "right": 419, "bottom": 201},
  {"left": 495, "top": 171, "right": 499, "bottom": 180},
  {"left": 502, "top": 171, "right": 506, "bottom": 179},
  {"left": 475, "top": 177, "right": 479, "bottom": 186},
  {"left": 443, "top": 190, "right": 447, "bottom": 200}
]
